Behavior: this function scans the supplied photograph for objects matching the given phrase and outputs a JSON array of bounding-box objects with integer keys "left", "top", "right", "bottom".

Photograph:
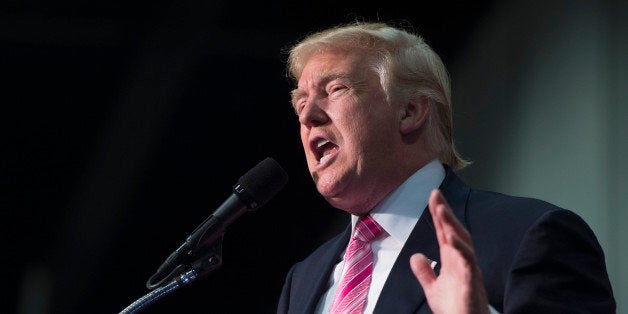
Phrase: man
[{"left": 277, "top": 22, "right": 615, "bottom": 313}]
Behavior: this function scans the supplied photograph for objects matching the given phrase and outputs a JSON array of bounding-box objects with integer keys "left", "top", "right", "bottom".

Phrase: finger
[
  {"left": 410, "top": 253, "right": 436, "bottom": 289},
  {"left": 429, "top": 190, "right": 448, "bottom": 245},
  {"left": 439, "top": 206, "right": 472, "bottom": 245},
  {"left": 429, "top": 188, "right": 451, "bottom": 208},
  {"left": 430, "top": 189, "right": 472, "bottom": 245},
  {"left": 442, "top": 232, "right": 485, "bottom": 292},
  {"left": 445, "top": 232, "right": 477, "bottom": 266}
]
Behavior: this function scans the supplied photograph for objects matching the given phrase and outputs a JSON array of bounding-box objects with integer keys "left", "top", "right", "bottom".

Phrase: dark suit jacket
[{"left": 277, "top": 166, "right": 615, "bottom": 313}]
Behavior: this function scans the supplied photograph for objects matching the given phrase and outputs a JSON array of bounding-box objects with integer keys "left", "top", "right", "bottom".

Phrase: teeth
[
  {"left": 315, "top": 138, "right": 333, "bottom": 164},
  {"left": 320, "top": 154, "right": 332, "bottom": 164},
  {"left": 317, "top": 139, "right": 330, "bottom": 148}
]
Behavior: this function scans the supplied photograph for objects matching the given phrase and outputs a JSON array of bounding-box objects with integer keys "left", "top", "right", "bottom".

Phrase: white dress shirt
[{"left": 315, "top": 159, "right": 445, "bottom": 313}]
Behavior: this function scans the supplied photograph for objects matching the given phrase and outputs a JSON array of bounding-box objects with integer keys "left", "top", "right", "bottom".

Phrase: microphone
[{"left": 146, "top": 157, "right": 288, "bottom": 289}]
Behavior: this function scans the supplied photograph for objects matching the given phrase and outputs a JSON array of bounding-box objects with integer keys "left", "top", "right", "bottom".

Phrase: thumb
[{"left": 410, "top": 253, "right": 436, "bottom": 290}]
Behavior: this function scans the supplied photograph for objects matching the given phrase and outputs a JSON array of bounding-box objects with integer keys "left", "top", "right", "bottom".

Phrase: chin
[
  {"left": 318, "top": 187, "right": 368, "bottom": 216},
  {"left": 315, "top": 181, "right": 338, "bottom": 200},
  {"left": 315, "top": 177, "right": 344, "bottom": 200}
]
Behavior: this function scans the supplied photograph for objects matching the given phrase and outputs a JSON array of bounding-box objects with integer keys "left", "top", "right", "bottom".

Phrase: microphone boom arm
[{"left": 120, "top": 239, "right": 224, "bottom": 314}]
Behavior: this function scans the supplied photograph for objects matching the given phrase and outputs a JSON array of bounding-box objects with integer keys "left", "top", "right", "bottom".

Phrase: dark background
[{"left": 3, "top": 0, "right": 569, "bottom": 313}]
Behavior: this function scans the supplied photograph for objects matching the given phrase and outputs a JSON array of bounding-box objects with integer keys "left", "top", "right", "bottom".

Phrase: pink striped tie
[{"left": 329, "top": 215, "right": 384, "bottom": 314}]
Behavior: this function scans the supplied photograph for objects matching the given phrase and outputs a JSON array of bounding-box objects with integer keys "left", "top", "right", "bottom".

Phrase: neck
[{"left": 340, "top": 155, "right": 437, "bottom": 216}]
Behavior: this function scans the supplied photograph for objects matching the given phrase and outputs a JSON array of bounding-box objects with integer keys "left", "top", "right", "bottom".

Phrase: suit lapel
[
  {"left": 439, "top": 165, "right": 470, "bottom": 231},
  {"left": 295, "top": 225, "right": 351, "bottom": 313},
  {"left": 373, "top": 166, "right": 470, "bottom": 313},
  {"left": 373, "top": 206, "right": 439, "bottom": 313}
]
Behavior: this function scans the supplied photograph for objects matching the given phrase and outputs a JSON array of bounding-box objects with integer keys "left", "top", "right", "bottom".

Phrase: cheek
[
  {"left": 338, "top": 117, "right": 371, "bottom": 156},
  {"left": 352, "top": 111, "right": 396, "bottom": 151}
]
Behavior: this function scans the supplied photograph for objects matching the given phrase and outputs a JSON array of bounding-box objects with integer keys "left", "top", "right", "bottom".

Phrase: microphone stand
[
  {"left": 118, "top": 238, "right": 224, "bottom": 314},
  {"left": 118, "top": 158, "right": 288, "bottom": 313}
]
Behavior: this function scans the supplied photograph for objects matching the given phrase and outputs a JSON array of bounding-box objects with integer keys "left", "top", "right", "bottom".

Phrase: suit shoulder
[
  {"left": 465, "top": 188, "right": 598, "bottom": 257},
  {"left": 466, "top": 188, "right": 566, "bottom": 224},
  {"left": 463, "top": 188, "right": 612, "bottom": 309},
  {"left": 463, "top": 188, "right": 581, "bottom": 269}
]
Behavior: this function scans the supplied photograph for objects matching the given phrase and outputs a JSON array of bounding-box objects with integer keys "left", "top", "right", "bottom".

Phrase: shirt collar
[{"left": 351, "top": 159, "right": 446, "bottom": 244}]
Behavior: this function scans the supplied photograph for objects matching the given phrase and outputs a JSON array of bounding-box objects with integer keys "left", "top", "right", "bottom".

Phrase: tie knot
[{"left": 353, "top": 215, "right": 383, "bottom": 243}]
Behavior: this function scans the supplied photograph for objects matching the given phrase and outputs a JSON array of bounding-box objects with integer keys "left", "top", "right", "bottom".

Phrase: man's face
[{"left": 292, "top": 48, "right": 402, "bottom": 214}]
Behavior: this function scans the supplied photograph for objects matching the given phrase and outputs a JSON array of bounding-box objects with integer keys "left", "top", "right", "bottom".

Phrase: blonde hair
[{"left": 287, "top": 22, "right": 470, "bottom": 170}]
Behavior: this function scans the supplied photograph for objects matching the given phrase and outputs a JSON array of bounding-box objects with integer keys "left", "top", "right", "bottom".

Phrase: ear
[{"left": 399, "top": 95, "right": 430, "bottom": 135}]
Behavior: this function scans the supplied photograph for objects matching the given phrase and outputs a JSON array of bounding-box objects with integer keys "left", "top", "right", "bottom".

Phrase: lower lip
[{"left": 316, "top": 149, "right": 339, "bottom": 169}]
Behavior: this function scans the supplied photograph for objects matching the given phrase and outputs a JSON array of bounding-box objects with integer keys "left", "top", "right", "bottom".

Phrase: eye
[
  {"left": 295, "top": 100, "right": 305, "bottom": 115},
  {"left": 327, "top": 84, "right": 346, "bottom": 96}
]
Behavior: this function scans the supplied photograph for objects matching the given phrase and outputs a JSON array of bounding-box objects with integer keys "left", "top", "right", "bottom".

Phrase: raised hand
[{"left": 410, "top": 189, "right": 489, "bottom": 314}]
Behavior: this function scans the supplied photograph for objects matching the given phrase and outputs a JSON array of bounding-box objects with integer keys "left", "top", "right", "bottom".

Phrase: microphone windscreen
[{"left": 238, "top": 157, "right": 288, "bottom": 207}]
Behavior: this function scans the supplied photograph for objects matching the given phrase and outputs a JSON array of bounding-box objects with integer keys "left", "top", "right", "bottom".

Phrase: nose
[{"left": 298, "top": 99, "right": 329, "bottom": 127}]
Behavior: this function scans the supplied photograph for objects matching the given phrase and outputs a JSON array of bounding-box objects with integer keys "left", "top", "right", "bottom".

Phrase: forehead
[{"left": 297, "top": 49, "right": 370, "bottom": 87}]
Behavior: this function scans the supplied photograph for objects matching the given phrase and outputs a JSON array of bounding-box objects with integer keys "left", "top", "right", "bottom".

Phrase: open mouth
[{"left": 315, "top": 138, "right": 339, "bottom": 164}]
